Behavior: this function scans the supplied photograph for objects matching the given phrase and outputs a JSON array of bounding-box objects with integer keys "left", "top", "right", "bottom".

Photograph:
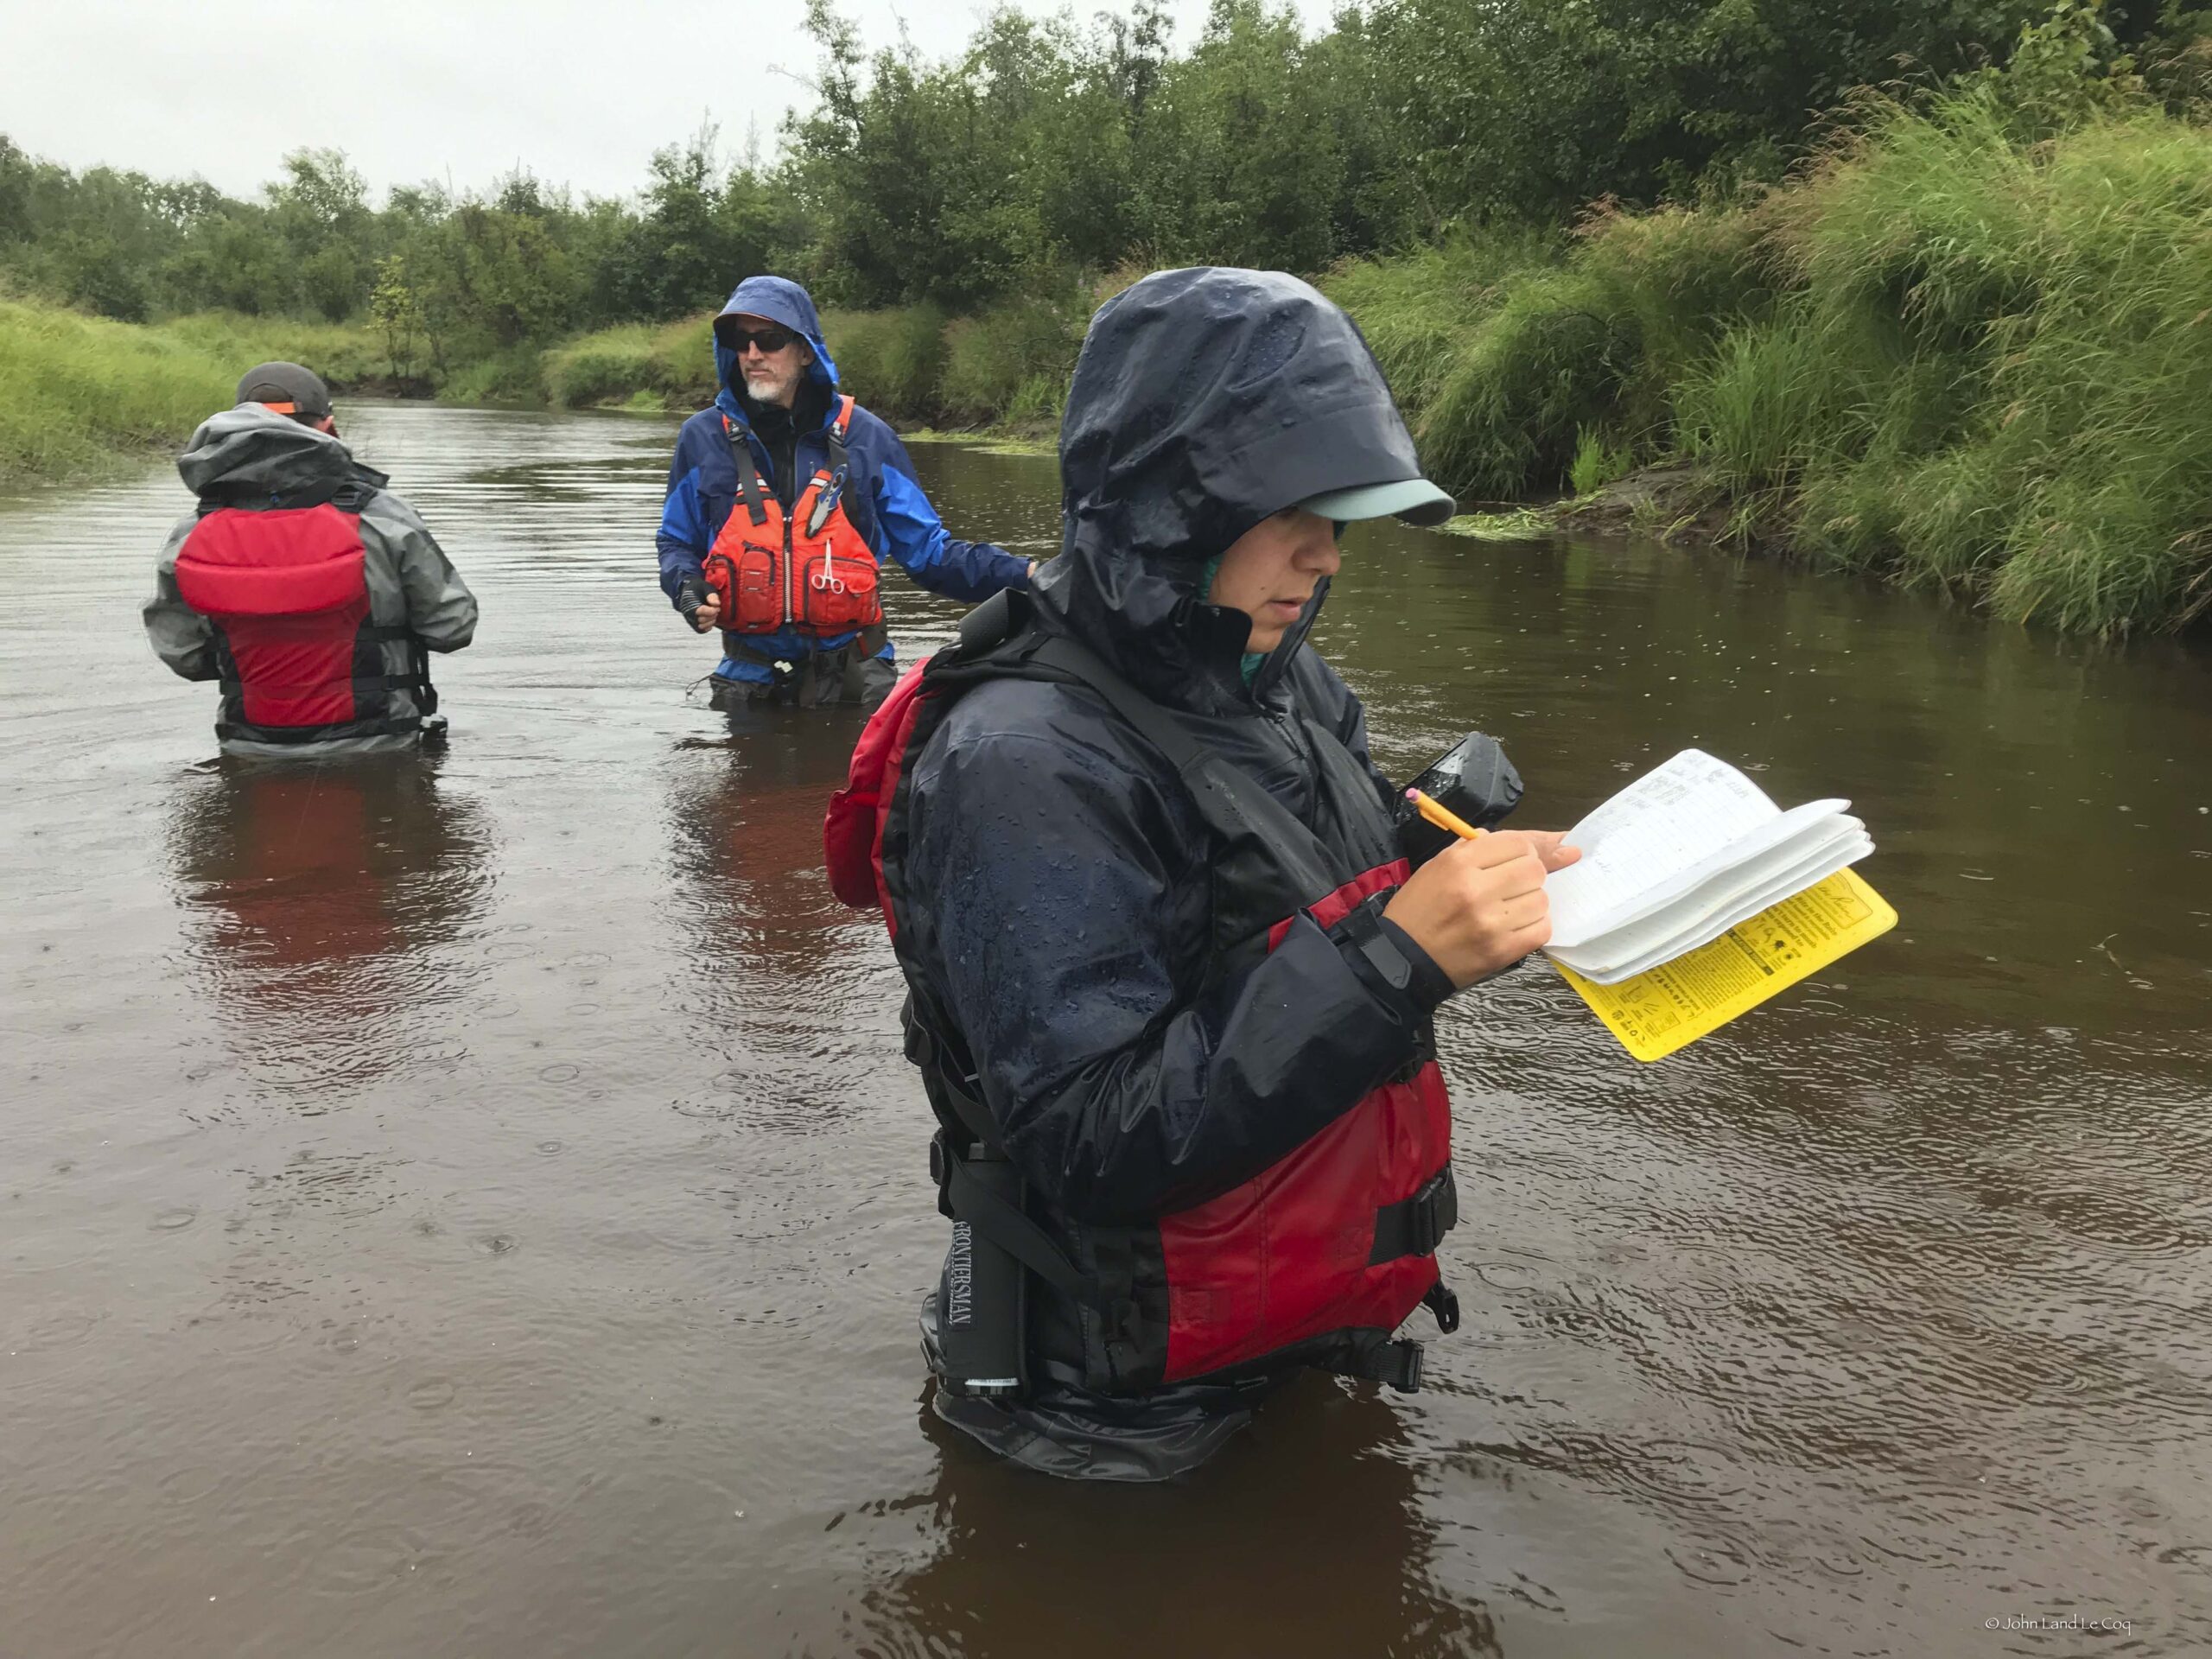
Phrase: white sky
[{"left": 1, "top": 0, "right": 1340, "bottom": 204}]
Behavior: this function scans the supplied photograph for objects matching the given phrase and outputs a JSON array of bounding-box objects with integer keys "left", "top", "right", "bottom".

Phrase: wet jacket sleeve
[
  {"left": 365, "top": 493, "right": 477, "bottom": 652},
  {"left": 658, "top": 449, "right": 709, "bottom": 610},
  {"left": 870, "top": 432, "right": 1031, "bottom": 604},
  {"left": 911, "top": 724, "right": 1442, "bottom": 1226},
  {"left": 143, "top": 513, "right": 217, "bottom": 681}
]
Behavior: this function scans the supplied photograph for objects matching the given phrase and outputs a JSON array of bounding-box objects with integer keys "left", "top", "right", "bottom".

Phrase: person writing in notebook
[{"left": 828, "top": 266, "right": 1578, "bottom": 1480}]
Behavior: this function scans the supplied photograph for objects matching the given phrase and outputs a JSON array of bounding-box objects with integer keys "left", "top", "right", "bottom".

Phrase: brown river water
[{"left": 3, "top": 400, "right": 2209, "bottom": 1657}]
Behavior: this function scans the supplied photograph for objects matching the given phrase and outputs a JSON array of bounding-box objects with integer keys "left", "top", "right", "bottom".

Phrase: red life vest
[
  {"left": 702, "top": 395, "right": 883, "bottom": 637},
  {"left": 174, "top": 502, "right": 429, "bottom": 745},
  {"left": 826, "top": 596, "right": 1459, "bottom": 1395}
]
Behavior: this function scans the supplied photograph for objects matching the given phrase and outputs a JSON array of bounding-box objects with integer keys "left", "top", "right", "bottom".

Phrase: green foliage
[
  {"left": 1410, "top": 206, "right": 1767, "bottom": 499},
  {"left": 1669, "top": 79, "right": 2212, "bottom": 632},
  {"left": 824, "top": 304, "right": 949, "bottom": 418},
  {"left": 1569, "top": 426, "right": 1639, "bottom": 496},
  {"left": 1364, "top": 0, "right": 2052, "bottom": 228},
  {"left": 938, "top": 291, "right": 1085, "bottom": 423},
  {"left": 1319, "top": 232, "right": 1560, "bottom": 423},
  {"left": 541, "top": 315, "right": 717, "bottom": 409},
  {"left": 156, "top": 311, "right": 385, "bottom": 387},
  {"left": 0, "top": 298, "right": 370, "bottom": 484}
]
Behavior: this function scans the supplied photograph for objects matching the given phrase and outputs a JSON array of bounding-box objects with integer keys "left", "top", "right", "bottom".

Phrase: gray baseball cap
[
  {"left": 236, "top": 361, "right": 333, "bottom": 419},
  {"left": 1301, "top": 477, "right": 1457, "bottom": 527}
]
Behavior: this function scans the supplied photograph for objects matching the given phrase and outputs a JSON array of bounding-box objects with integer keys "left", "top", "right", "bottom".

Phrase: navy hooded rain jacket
[
  {"left": 655, "top": 276, "right": 1031, "bottom": 686},
  {"left": 899, "top": 268, "right": 1461, "bottom": 1477}
]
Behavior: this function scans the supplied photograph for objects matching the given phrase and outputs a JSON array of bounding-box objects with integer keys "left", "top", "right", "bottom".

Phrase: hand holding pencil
[{"left": 1385, "top": 791, "right": 1580, "bottom": 989}]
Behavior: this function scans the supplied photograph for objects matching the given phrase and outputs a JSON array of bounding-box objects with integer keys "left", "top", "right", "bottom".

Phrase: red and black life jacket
[
  {"left": 175, "top": 500, "right": 433, "bottom": 747},
  {"left": 826, "top": 593, "right": 1459, "bottom": 1396},
  {"left": 702, "top": 395, "right": 883, "bottom": 638}
]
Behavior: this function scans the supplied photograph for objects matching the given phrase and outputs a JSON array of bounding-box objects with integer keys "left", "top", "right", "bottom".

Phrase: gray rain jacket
[{"left": 144, "top": 405, "right": 476, "bottom": 756}]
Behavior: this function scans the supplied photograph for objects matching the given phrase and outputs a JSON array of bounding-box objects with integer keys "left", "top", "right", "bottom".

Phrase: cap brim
[{"left": 1300, "top": 478, "right": 1458, "bottom": 528}]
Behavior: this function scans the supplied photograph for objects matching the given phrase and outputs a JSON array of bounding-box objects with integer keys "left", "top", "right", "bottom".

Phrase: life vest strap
[
  {"left": 1368, "top": 1166, "right": 1459, "bottom": 1265},
  {"left": 1323, "top": 1337, "right": 1426, "bottom": 1395},
  {"left": 1023, "top": 632, "right": 1338, "bottom": 870},
  {"left": 722, "top": 416, "right": 772, "bottom": 526},
  {"left": 930, "top": 1129, "right": 1114, "bottom": 1316}
]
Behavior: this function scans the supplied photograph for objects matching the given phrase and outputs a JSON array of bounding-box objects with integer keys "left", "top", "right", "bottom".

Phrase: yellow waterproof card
[{"left": 1552, "top": 869, "right": 1897, "bottom": 1063}]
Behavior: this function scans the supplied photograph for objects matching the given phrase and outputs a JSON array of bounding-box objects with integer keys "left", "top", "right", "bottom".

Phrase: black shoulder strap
[
  {"left": 957, "top": 588, "right": 1022, "bottom": 652},
  {"left": 722, "top": 416, "right": 769, "bottom": 526},
  {"left": 1026, "top": 632, "right": 1335, "bottom": 868}
]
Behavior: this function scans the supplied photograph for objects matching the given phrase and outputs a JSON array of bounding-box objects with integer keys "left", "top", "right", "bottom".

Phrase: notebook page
[
  {"left": 1550, "top": 818, "right": 1866, "bottom": 976},
  {"left": 1545, "top": 751, "right": 1786, "bottom": 947},
  {"left": 1548, "top": 796, "right": 1852, "bottom": 950},
  {"left": 1551, "top": 826, "right": 1873, "bottom": 982}
]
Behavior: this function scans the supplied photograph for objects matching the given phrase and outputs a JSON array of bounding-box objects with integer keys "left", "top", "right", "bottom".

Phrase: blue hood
[{"left": 713, "top": 276, "right": 839, "bottom": 423}]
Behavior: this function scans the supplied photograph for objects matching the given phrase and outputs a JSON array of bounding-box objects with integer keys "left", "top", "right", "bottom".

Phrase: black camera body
[{"left": 1399, "top": 731, "right": 1523, "bottom": 866}]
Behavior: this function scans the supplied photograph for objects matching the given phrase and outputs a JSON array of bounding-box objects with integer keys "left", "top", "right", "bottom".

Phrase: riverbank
[
  {"left": 14, "top": 80, "right": 2208, "bottom": 636},
  {"left": 1373, "top": 83, "right": 2212, "bottom": 637},
  {"left": 537, "top": 91, "right": 2212, "bottom": 635},
  {"left": 0, "top": 301, "right": 397, "bottom": 486}
]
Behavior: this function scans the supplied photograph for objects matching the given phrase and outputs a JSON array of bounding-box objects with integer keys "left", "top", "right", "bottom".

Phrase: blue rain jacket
[{"left": 656, "top": 275, "right": 1030, "bottom": 684}]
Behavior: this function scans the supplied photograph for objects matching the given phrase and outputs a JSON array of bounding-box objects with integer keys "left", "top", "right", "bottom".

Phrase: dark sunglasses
[{"left": 723, "top": 323, "right": 798, "bottom": 355}]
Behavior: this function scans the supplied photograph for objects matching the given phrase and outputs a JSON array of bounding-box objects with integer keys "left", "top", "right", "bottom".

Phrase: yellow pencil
[{"left": 1406, "top": 787, "right": 1485, "bottom": 841}]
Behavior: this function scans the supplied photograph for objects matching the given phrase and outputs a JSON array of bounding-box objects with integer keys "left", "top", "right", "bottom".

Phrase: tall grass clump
[
  {"left": 823, "top": 305, "right": 949, "bottom": 422},
  {"left": 0, "top": 298, "right": 234, "bottom": 485},
  {"left": 1415, "top": 207, "right": 1768, "bottom": 501},
  {"left": 938, "top": 293, "right": 1084, "bottom": 427},
  {"left": 1323, "top": 232, "right": 1558, "bottom": 423},
  {"left": 543, "top": 314, "right": 717, "bottom": 410},
  {"left": 1696, "top": 80, "right": 2212, "bottom": 631}
]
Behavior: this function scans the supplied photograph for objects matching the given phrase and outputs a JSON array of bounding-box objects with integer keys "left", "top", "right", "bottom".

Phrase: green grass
[
  {"left": 939, "top": 293, "right": 1084, "bottom": 428},
  {"left": 541, "top": 314, "right": 717, "bottom": 410},
  {"left": 156, "top": 311, "right": 387, "bottom": 389},
  {"left": 1703, "top": 88, "right": 2212, "bottom": 631},
  {"left": 1352, "top": 82, "right": 2212, "bottom": 633},
  {"left": 0, "top": 299, "right": 272, "bottom": 485},
  {"left": 822, "top": 305, "right": 948, "bottom": 422}
]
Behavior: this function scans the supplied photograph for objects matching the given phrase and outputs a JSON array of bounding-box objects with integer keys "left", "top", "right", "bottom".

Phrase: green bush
[
  {"left": 823, "top": 305, "right": 947, "bottom": 422},
  {"left": 939, "top": 294, "right": 1084, "bottom": 425},
  {"left": 542, "top": 313, "right": 716, "bottom": 409}
]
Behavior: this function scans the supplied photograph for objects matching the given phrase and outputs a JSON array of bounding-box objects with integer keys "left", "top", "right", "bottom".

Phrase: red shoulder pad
[{"left": 824, "top": 658, "right": 933, "bottom": 928}]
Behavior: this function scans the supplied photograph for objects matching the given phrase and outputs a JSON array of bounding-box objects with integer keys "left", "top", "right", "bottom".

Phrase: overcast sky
[{"left": 2, "top": 0, "right": 1339, "bottom": 203}]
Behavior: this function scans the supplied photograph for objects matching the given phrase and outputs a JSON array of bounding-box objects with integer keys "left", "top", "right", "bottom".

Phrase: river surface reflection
[{"left": 1, "top": 401, "right": 2207, "bottom": 1656}]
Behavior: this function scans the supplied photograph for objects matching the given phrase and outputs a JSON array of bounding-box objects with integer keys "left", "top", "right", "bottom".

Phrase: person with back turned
[
  {"left": 656, "top": 275, "right": 1034, "bottom": 711},
  {"left": 143, "top": 362, "right": 477, "bottom": 757},
  {"left": 826, "top": 267, "right": 1581, "bottom": 1480}
]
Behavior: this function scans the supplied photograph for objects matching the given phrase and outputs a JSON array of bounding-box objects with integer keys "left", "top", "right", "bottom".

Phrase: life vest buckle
[
  {"left": 1422, "top": 1280, "right": 1461, "bottom": 1336},
  {"left": 1369, "top": 1165, "right": 1460, "bottom": 1265}
]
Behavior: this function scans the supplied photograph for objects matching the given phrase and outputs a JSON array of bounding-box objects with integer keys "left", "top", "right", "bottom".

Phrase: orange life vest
[{"left": 702, "top": 395, "right": 883, "bottom": 636}]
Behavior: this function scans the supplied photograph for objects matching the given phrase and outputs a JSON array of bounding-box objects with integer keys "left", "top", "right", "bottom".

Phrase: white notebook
[{"left": 1541, "top": 750, "right": 1874, "bottom": 985}]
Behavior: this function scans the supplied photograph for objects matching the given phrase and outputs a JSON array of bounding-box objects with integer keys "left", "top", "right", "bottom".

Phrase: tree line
[{"left": 3, "top": 0, "right": 2202, "bottom": 365}]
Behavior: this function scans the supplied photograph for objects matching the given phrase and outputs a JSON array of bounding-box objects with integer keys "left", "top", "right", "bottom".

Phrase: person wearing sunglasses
[{"left": 656, "top": 275, "right": 1036, "bottom": 711}]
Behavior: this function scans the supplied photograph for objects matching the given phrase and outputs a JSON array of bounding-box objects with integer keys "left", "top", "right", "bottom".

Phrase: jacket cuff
[{"left": 1331, "top": 893, "right": 1454, "bottom": 1019}]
